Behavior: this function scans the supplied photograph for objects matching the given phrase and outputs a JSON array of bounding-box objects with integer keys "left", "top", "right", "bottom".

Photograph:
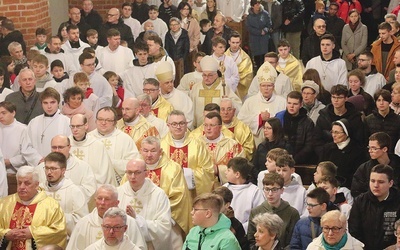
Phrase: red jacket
[{"left": 337, "top": 0, "right": 362, "bottom": 23}]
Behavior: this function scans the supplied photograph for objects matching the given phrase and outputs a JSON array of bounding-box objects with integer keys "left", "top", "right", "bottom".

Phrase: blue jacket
[
  {"left": 183, "top": 214, "right": 241, "bottom": 250},
  {"left": 246, "top": 7, "right": 272, "bottom": 56},
  {"left": 290, "top": 216, "right": 322, "bottom": 250}
]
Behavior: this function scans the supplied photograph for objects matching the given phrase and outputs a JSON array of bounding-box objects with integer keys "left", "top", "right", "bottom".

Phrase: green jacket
[{"left": 183, "top": 214, "right": 241, "bottom": 250}]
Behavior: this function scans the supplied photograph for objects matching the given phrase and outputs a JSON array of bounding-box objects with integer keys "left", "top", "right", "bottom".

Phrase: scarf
[
  {"left": 85, "top": 87, "right": 94, "bottom": 99},
  {"left": 349, "top": 20, "right": 359, "bottom": 33},
  {"left": 171, "top": 29, "right": 182, "bottom": 43},
  {"left": 322, "top": 233, "right": 347, "bottom": 250}
]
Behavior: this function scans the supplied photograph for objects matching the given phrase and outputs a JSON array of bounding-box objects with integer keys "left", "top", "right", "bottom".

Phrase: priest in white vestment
[
  {"left": 137, "top": 94, "right": 168, "bottom": 138},
  {"left": 89, "top": 107, "right": 139, "bottom": 181},
  {"left": 69, "top": 114, "right": 117, "bottom": 186},
  {"left": 216, "top": 0, "right": 245, "bottom": 22},
  {"left": 118, "top": 159, "right": 172, "bottom": 250},
  {"left": 27, "top": 88, "right": 71, "bottom": 157},
  {"left": 190, "top": 55, "right": 242, "bottom": 128},
  {"left": 35, "top": 135, "right": 97, "bottom": 202},
  {"left": 67, "top": 185, "right": 146, "bottom": 250},
  {"left": 40, "top": 152, "right": 89, "bottom": 235},
  {"left": 238, "top": 61, "right": 286, "bottom": 145},
  {"left": 0, "top": 148, "right": 7, "bottom": 198}
]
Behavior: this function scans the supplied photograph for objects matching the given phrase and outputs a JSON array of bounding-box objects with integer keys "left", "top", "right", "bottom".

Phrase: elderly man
[
  {"left": 190, "top": 55, "right": 242, "bottom": 127},
  {"left": 44, "top": 36, "right": 77, "bottom": 76},
  {"left": 220, "top": 98, "right": 254, "bottom": 160},
  {"left": 0, "top": 166, "right": 67, "bottom": 249},
  {"left": 5, "top": 68, "right": 44, "bottom": 124},
  {"left": 202, "top": 112, "right": 244, "bottom": 184},
  {"left": 118, "top": 159, "right": 172, "bottom": 250},
  {"left": 98, "top": 8, "right": 134, "bottom": 48},
  {"left": 238, "top": 61, "right": 286, "bottom": 145},
  {"left": 161, "top": 110, "right": 214, "bottom": 197},
  {"left": 308, "top": 210, "right": 364, "bottom": 249},
  {"left": 40, "top": 152, "right": 88, "bottom": 236},
  {"left": 0, "top": 19, "right": 26, "bottom": 57},
  {"left": 137, "top": 94, "right": 168, "bottom": 138},
  {"left": 81, "top": 0, "right": 103, "bottom": 32},
  {"left": 7, "top": 41, "right": 27, "bottom": 66},
  {"left": 142, "top": 78, "right": 173, "bottom": 121},
  {"left": 66, "top": 7, "right": 91, "bottom": 43},
  {"left": 0, "top": 101, "right": 42, "bottom": 173},
  {"left": 89, "top": 107, "right": 139, "bottom": 181},
  {"left": 85, "top": 208, "right": 141, "bottom": 249},
  {"left": 116, "top": 98, "right": 159, "bottom": 150},
  {"left": 302, "top": 18, "right": 329, "bottom": 65},
  {"left": 35, "top": 135, "right": 96, "bottom": 201},
  {"left": 69, "top": 114, "right": 116, "bottom": 186},
  {"left": 61, "top": 24, "right": 90, "bottom": 71},
  {"left": 202, "top": 14, "right": 233, "bottom": 55},
  {"left": 67, "top": 185, "right": 146, "bottom": 250},
  {"left": 97, "top": 29, "right": 134, "bottom": 75},
  {"left": 155, "top": 61, "right": 194, "bottom": 128}
]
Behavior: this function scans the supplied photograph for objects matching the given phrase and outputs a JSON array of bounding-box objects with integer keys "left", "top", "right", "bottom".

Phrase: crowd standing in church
[{"left": 3, "top": 0, "right": 400, "bottom": 249}]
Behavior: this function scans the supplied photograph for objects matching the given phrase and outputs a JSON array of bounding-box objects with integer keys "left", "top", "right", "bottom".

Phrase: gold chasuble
[
  {"left": 116, "top": 116, "right": 159, "bottom": 150},
  {"left": 224, "top": 117, "right": 255, "bottom": 160},
  {"left": 151, "top": 95, "right": 174, "bottom": 121},
  {"left": 0, "top": 191, "right": 67, "bottom": 249},
  {"left": 276, "top": 54, "right": 303, "bottom": 92},
  {"left": 225, "top": 48, "right": 253, "bottom": 100},
  {"left": 161, "top": 132, "right": 214, "bottom": 198},
  {"left": 121, "top": 153, "right": 192, "bottom": 235}
]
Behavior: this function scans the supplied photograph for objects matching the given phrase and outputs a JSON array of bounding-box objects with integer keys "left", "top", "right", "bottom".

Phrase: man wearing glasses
[
  {"left": 69, "top": 113, "right": 117, "bottom": 186},
  {"left": 67, "top": 185, "right": 146, "bottom": 250},
  {"left": 247, "top": 172, "right": 299, "bottom": 249},
  {"left": 90, "top": 107, "right": 139, "bottom": 182},
  {"left": 357, "top": 51, "right": 386, "bottom": 97},
  {"left": 349, "top": 164, "right": 400, "bottom": 250},
  {"left": 301, "top": 18, "right": 329, "bottom": 65},
  {"left": 352, "top": 132, "right": 400, "bottom": 198}
]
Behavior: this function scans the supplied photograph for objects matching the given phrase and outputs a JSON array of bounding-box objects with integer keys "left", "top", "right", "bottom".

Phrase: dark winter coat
[
  {"left": 246, "top": 7, "right": 272, "bottom": 56},
  {"left": 98, "top": 20, "right": 135, "bottom": 49}
]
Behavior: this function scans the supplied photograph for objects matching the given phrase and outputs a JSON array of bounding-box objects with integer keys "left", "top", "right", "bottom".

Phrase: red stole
[
  {"left": 147, "top": 168, "right": 162, "bottom": 187},
  {"left": 228, "top": 127, "right": 235, "bottom": 133},
  {"left": 169, "top": 145, "right": 189, "bottom": 168},
  {"left": 152, "top": 108, "right": 159, "bottom": 117},
  {"left": 9, "top": 202, "right": 38, "bottom": 250}
]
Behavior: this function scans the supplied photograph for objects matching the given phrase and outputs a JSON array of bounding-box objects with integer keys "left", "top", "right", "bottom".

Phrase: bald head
[
  {"left": 51, "top": 135, "right": 71, "bottom": 158},
  {"left": 126, "top": 158, "right": 146, "bottom": 171},
  {"left": 313, "top": 18, "right": 326, "bottom": 36},
  {"left": 107, "top": 8, "right": 120, "bottom": 24},
  {"left": 70, "top": 114, "right": 88, "bottom": 141},
  {"left": 126, "top": 159, "right": 148, "bottom": 191}
]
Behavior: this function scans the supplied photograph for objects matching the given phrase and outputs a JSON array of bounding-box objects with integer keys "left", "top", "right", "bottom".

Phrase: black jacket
[
  {"left": 314, "top": 102, "right": 365, "bottom": 157},
  {"left": 325, "top": 15, "right": 345, "bottom": 49},
  {"left": 281, "top": 0, "right": 305, "bottom": 33},
  {"left": 365, "top": 109, "right": 400, "bottom": 153},
  {"left": 351, "top": 154, "right": 400, "bottom": 198},
  {"left": 202, "top": 25, "right": 233, "bottom": 55},
  {"left": 98, "top": 20, "right": 135, "bottom": 49},
  {"left": 67, "top": 19, "right": 91, "bottom": 43},
  {"left": 252, "top": 139, "right": 292, "bottom": 173},
  {"left": 0, "top": 30, "right": 26, "bottom": 57},
  {"left": 164, "top": 29, "right": 190, "bottom": 61},
  {"left": 131, "top": 3, "right": 150, "bottom": 24},
  {"left": 158, "top": 4, "right": 179, "bottom": 25},
  {"left": 321, "top": 140, "right": 369, "bottom": 188},
  {"left": 81, "top": 9, "right": 103, "bottom": 32},
  {"left": 349, "top": 188, "right": 400, "bottom": 250}
]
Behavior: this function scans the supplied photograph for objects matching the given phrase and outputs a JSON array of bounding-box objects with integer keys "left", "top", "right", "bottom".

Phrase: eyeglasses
[
  {"left": 367, "top": 146, "right": 382, "bottom": 151},
  {"left": 315, "top": 25, "right": 326, "bottom": 29},
  {"left": 322, "top": 226, "right": 342, "bottom": 233},
  {"left": 43, "top": 167, "right": 61, "bottom": 172},
  {"left": 263, "top": 187, "right": 281, "bottom": 193},
  {"left": 107, "top": 13, "right": 118, "bottom": 17},
  {"left": 69, "top": 124, "right": 85, "bottom": 129},
  {"left": 168, "top": 122, "right": 187, "bottom": 128},
  {"left": 51, "top": 145, "right": 69, "bottom": 150},
  {"left": 330, "top": 130, "right": 345, "bottom": 135},
  {"left": 306, "top": 203, "right": 321, "bottom": 208},
  {"left": 101, "top": 225, "right": 126, "bottom": 232},
  {"left": 203, "top": 123, "right": 221, "bottom": 128},
  {"left": 302, "top": 91, "right": 315, "bottom": 96},
  {"left": 125, "top": 170, "right": 146, "bottom": 176},
  {"left": 143, "top": 88, "right": 159, "bottom": 92},
  {"left": 96, "top": 118, "right": 115, "bottom": 123},
  {"left": 331, "top": 96, "right": 345, "bottom": 100}
]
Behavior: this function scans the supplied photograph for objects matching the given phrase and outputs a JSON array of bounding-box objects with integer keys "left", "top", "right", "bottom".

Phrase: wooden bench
[
  {"left": 295, "top": 164, "right": 317, "bottom": 187},
  {"left": 7, "top": 173, "right": 17, "bottom": 195}
]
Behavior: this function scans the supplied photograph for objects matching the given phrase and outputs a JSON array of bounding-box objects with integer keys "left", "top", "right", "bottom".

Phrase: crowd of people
[{"left": 2, "top": 0, "right": 400, "bottom": 249}]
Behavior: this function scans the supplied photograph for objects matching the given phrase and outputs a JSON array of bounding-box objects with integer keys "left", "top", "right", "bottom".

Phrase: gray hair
[
  {"left": 252, "top": 212, "right": 284, "bottom": 239},
  {"left": 220, "top": 98, "right": 233, "bottom": 106},
  {"left": 169, "top": 17, "right": 181, "bottom": 25},
  {"left": 143, "top": 78, "right": 159, "bottom": 88},
  {"left": 95, "top": 184, "right": 118, "bottom": 200},
  {"left": 17, "top": 166, "right": 39, "bottom": 183},
  {"left": 19, "top": 68, "right": 36, "bottom": 79},
  {"left": 168, "top": 110, "right": 186, "bottom": 120},
  {"left": 8, "top": 41, "right": 22, "bottom": 53},
  {"left": 137, "top": 93, "right": 152, "bottom": 104},
  {"left": 141, "top": 136, "right": 160, "bottom": 148},
  {"left": 103, "top": 207, "right": 127, "bottom": 225},
  {"left": 321, "top": 210, "right": 347, "bottom": 228}
]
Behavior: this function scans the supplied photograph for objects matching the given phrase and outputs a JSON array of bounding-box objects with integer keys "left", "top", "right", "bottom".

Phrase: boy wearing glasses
[
  {"left": 290, "top": 187, "right": 332, "bottom": 250},
  {"left": 352, "top": 132, "right": 400, "bottom": 197},
  {"left": 248, "top": 172, "right": 300, "bottom": 249},
  {"left": 349, "top": 164, "right": 400, "bottom": 250}
]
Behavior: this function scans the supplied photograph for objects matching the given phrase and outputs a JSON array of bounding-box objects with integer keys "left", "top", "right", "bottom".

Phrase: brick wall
[
  {"left": 68, "top": 0, "right": 128, "bottom": 19},
  {"left": 0, "top": 0, "right": 51, "bottom": 48}
]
